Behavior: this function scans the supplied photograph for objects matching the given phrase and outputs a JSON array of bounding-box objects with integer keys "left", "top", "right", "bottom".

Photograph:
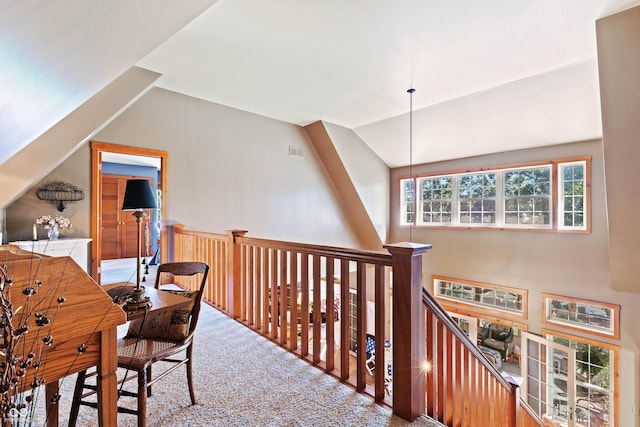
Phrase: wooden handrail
[
  {"left": 421, "top": 287, "right": 521, "bottom": 425},
  {"left": 236, "top": 235, "right": 392, "bottom": 264},
  {"left": 171, "top": 225, "right": 541, "bottom": 426},
  {"left": 422, "top": 288, "right": 514, "bottom": 389}
]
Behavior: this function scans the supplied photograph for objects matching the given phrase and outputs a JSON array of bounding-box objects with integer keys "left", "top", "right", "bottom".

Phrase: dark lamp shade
[{"left": 122, "top": 179, "right": 157, "bottom": 211}]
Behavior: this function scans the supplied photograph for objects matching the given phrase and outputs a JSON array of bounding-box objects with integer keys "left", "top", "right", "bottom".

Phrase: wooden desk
[
  {"left": 0, "top": 249, "right": 126, "bottom": 427},
  {"left": 103, "top": 283, "right": 192, "bottom": 320},
  {"left": 0, "top": 244, "right": 193, "bottom": 427}
]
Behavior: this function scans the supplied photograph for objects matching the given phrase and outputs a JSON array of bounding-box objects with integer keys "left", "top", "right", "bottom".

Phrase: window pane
[
  {"left": 434, "top": 278, "right": 525, "bottom": 315},
  {"left": 548, "top": 333, "right": 615, "bottom": 427},
  {"left": 559, "top": 161, "right": 587, "bottom": 230},
  {"left": 546, "top": 297, "right": 616, "bottom": 336},
  {"left": 503, "top": 166, "right": 551, "bottom": 227},
  {"left": 400, "top": 179, "right": 415, "bottom": 225},
  {"left": 418, "top": 176, "right": 453, "bottom": 224}
]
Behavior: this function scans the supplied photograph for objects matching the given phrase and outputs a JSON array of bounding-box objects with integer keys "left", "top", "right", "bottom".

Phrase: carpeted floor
[{"left": 32, "top": 299, "right": 442, "bottom": 426}]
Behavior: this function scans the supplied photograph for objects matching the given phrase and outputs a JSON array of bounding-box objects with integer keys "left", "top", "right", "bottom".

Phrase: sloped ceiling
[
  {"left": 3, "top": 0, "right": 640, "bottom": 169},
  {"left": 0, "top": 0, "right": 218, "bottom": 165}
]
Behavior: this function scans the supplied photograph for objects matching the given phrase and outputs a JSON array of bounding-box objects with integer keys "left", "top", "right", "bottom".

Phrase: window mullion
[
  {"left": 453, "top": 176, "right": 460, "bottom": 225},
  {"left": 496, "top": 171, "right": 504, "bottom": 227}
]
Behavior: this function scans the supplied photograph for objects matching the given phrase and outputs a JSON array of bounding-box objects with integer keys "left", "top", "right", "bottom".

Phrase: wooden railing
[
  {"left": 171, "top": 225, "right": 541, "bottom": 426},
  {"left": 423, "top": 288, "right": 520, "bottom": 425}
]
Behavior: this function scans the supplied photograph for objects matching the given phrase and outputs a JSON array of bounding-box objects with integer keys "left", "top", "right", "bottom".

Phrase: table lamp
[{"left": 121, "top": 179, "right": 157, "bottom": 312}]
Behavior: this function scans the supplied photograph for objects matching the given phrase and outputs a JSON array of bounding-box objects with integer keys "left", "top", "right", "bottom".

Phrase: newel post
[
  {"left": 384, "top": 242, "right": 432, "bottom": 422},
  {"left": 226, "top": 230, "right": 247, "bottom": 319}
]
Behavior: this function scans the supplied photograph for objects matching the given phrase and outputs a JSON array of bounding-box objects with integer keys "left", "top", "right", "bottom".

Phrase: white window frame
[
  {"left": 433, "top": 275, "right": 528, "bottom": 319},
  {"left": 558, "top": 160, "right": 588, "bottom": 231},
  {"left": 503, "top": 165, "right": 553, "bottom": 228},
  {"left": 458, "top": 171, "right": 499, "bottom": 226},
  {"left": 399, "top": 178, "right": 414, "bottom": 226},
  {"left": 542, "top": 293, "right": 619, "bottom": 339},
  {"left": 416, "top": 175, "right": 454, "bottom": 225},
  {"left": 543, "top": 329, "right": 618, "bottom": 427},
  {"left": 399, "top": 157, "right": 590, "bottom": 232}
]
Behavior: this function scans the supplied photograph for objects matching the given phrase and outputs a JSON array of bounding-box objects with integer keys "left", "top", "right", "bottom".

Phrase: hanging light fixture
[{"left": 407, "top": 88, "right": 415, "bottom": 242}]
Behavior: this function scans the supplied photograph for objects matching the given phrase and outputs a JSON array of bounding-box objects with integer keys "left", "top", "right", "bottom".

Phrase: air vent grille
[{"left": 289, "top": 146, "right": 304, "bottom": 158}]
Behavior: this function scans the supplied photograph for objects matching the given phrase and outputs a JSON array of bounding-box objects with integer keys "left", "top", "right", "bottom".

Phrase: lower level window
[{"left": 545, "top": 330, "right": 617, "bottom": 427}]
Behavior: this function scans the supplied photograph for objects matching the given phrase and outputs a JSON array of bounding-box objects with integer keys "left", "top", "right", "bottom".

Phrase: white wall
[
  {"left": 93, "top": 87, "right": 368, "bottom": 249},
  {"left": 6, "top": 144, "right": 92, "bottom": 243},
  {"left": 323, "top": 122, "right": 390, "bottom": 244},
  {"left": 390, "top": 139, "right": 640, "bottom": 426}
]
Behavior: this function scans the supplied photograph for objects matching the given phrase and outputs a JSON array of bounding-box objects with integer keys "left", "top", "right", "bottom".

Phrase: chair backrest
[
  {"left": 488, "top": 323, "right": 513, "bottom": 341},
  {"left": 154, "top": 262, "right": 209, "bottom": 337}
]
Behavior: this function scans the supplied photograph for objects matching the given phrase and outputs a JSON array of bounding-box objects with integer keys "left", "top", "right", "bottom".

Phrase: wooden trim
[
  {"left": 541, "top": 328, "right": 619, "bottom": 427},
  {"left": 90, "top": 141, "right": 168, "bottom": 281},
  {"left": 432, "top": 275, "right": 528, "bottom": 320},
  {"left": 541, "top": 293, "right": 620, "bottom": 340}
]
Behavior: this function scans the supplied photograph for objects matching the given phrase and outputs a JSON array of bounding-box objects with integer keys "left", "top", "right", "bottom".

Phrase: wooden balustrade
[
  {"left": 422, "top": 288, "right": 522, "bottom": 426},
  {"left": 171, "top": 225, "right": 541, "bottom": 426},
  {"left": 172, "top": 225, "right": 228, "bottom": 311}
]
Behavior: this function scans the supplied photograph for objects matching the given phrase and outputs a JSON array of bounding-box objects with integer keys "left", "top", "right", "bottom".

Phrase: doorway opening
[{"left": 90, "top": 141, "right": 168, "bottom": 284}]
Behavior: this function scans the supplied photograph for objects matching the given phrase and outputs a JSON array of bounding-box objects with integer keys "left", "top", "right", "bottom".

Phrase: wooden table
[
  {"left": 0, "top": 246, "right": 192, "bottom": 427},
  {"left": 1, "top": 250, "right": 126, "bottom": 427},
  {"left": 103, "top": 283, "right": 192, "bottom": 321}
]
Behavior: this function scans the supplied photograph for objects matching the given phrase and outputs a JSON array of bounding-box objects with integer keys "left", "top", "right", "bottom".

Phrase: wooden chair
[{"left": 69, "top": 262, "right": 209, "bottom": 427}]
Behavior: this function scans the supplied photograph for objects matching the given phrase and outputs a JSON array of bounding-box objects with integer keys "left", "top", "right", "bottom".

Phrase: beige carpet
[{"left": 30, "top": 301, "right": 442, "bottom": 426}]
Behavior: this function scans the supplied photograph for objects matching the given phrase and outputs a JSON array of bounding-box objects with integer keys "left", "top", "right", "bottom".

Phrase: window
[
  {"left": 459, "top": 172, "right": 496, "bottom": 224},
  {"left": 542, "top": 294, "right": 619, "bottom": 339},
  {"left": 400, "top": 157, "right": 590, "bottom": 231},
  {"left": 418, "top": 176, "right": 453, "bottom": 224},
  {"left": 400, "top": 179, "right": 415, "bottom": 226},
  {"left": 433, "top": 276, "right": 527, "bottom": 319},
  {"left": 544, "top": 329, "right": 618, "bottom": 427},
  {"left": 348, "top": 290, "right": 357, "bottom": 352},
  {"left": 559, "top": 161, "right": 587, "bottom": 230},
  {"left": 504, "top": 166, "right": 551, "bottom": 226}
]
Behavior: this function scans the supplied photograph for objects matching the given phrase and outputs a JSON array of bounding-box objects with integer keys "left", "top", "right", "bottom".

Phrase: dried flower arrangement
[{"left": 0, "top": 247, "right": 121, "bottom": 426}]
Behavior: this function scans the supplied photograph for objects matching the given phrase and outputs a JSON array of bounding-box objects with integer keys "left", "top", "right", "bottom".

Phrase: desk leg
[
  {"left": 45, "top": 381, "right": 59, "bottom": 427},
  {"left": 97, "top": 328, "right": 118, "bottom": 427}
]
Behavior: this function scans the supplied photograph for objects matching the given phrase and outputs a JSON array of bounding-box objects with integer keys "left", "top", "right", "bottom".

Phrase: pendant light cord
[{"left": 407, "top": 88, "right": 415, "bottom": 243}]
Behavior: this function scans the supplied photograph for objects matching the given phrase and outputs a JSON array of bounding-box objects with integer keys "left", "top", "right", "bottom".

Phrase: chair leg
[
  {"left": 137, "top": 369, "right": 148, "bottom": 427},
  {"left": 146, "top": 365, "right": 152, "bottom": 397},
  {"left": 68, "top": 370, "right": 87, "bottom": 427},
  {"left": 187, "top": 346, "right": 196, "bottom": 405}
]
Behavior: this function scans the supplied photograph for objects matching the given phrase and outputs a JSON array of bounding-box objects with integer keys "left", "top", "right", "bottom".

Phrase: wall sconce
[{"left": 36, "top": 181, "right": 85, "bottom": 212}]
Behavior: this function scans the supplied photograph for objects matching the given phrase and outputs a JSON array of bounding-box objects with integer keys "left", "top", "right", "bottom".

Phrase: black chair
[{"left": 69, "top": 262, "right": 209, "bottom": 427}]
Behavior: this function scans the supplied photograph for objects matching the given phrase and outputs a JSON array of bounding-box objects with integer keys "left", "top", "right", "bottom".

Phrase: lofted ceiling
[{"left": 3, "top": 0, "right": 640, "bottom": 169}]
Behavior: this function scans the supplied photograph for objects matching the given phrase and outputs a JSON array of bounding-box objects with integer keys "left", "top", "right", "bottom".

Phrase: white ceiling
[
  {"left": 137, "top": 0, "right": 640, "bottom": 167},
  {"left": 4, "top": 0, "right": 640, "bottom": 168}
]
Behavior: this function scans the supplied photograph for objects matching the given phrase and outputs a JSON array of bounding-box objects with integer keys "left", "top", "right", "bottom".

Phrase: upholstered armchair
[{"left": 478, "top": 323, "right": 514, "bottom": 360}]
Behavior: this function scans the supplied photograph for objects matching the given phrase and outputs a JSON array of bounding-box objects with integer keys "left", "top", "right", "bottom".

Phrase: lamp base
[{"left": 123, "top": 287, "right": 152, "bottom": 312}]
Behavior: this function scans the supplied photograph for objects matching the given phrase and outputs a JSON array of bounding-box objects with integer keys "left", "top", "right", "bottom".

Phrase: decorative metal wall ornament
[{"left": 36, "top": 181, "right": 84, "bottom": 212}]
